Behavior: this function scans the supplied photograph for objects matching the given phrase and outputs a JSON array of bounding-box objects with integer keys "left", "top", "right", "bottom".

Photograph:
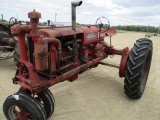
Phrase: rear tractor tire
[{"left": 124, "top": 38, "right": 153, "bottom": 99}]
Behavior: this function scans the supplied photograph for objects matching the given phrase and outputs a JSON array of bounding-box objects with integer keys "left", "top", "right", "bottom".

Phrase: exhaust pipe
[{"left": 71, "top": 1, "right": 82, "bottom": 31}]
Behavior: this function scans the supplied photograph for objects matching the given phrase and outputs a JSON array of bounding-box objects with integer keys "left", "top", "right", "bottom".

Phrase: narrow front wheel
[
  {"left": 3, "top": 93, "right": 46, "bottom": 120},
  {"left": 19, "top": 88, "right": 55, "bottom": 119}
]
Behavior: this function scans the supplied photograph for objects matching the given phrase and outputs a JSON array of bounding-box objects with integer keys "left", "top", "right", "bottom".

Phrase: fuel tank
[{"left": 37, "top": 25, "right": 98, "bottom": 45}]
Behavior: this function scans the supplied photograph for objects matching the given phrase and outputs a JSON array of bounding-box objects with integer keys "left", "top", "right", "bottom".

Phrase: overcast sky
[{"left": 0, "top": 0, "right": 160, "bottom": 27}]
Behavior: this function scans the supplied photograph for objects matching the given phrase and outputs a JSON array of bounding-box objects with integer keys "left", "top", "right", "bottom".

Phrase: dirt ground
[{"left": 0, "top": 32, "right": 160, "bottom": 120}]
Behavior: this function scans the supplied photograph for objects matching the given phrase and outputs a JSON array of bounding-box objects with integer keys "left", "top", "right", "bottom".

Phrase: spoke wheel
[
  {"left": 3, "top": 93, "right": 46, "bottom": 120},
  {"left": 10, "top": 106, "right": 33, "bottom": 120}
]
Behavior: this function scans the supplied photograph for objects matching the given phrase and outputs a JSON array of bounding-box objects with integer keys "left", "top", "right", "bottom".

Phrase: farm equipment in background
[
  {"left": 3, "top": 1, "right": 153, "bottom": 120},
  {"left": 0, "top": 17, "right": 18, "bottom": 60},
  {"left": 145, "top": 33, "right": 152, "bottom": 38}
]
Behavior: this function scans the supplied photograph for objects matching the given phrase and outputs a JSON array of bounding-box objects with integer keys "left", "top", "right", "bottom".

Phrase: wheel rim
[
  {"left": 34, "top": 95, "right": 45, "bottom": 107},
  {"left": 140, "top": 49, "right": 152, "bottom": 94},
  {"left": 8, "top": 105, "right": 33, "bottom": 120}
]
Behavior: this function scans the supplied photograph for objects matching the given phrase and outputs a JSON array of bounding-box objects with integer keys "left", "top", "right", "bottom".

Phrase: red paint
[
  {"left": 10, "top": 9, "right": 130, "bottom": 94},
  {"left": 105, "top": 28, "right": 117, "bottom": 36},
  {"left": 4, "top": 2, "right": 134, "bottom": 120},
  {"left": 80, "top": 26, "right": 98, "bottom": 45},
  {"left": 18, "top": 34, "right": 28, "bottom": 62},
  {"left": 119, "top": 48, "right": 130, "bottom": 77}
]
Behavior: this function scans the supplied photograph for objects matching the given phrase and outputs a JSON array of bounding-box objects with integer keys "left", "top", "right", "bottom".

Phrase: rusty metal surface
[
  {"left": 11, "top": 24, "right": 31, "bottom": 34},
  {"left": 105, "top": 28, "right": 117, "bottom": 36},
  {"left": 28, "top": 9, "right": 41, "bottom": 19},
  {"left": 95, "top": 43, "right": 107, "bottom": 57},
  {"left": 42, "top": 37, "right": 62, "bottom": 71},
  {"left": 49, "top": 44, "right": 58, "bottom": 73},
  {"left": 28, "top": 9, "right": 41, "bottom": 36},
  {"left": 80, "top": 26, "right": 98, "bottom": 45},
  {"left": 1, "top": 1, "right": 154, "bottom": 119},
  {"left": 34, "top": 43, "right": 49, "bottom": 71},
  {"left": 44, "top": 57, "right": 104, "bottom": 89},
  {"left": 119, "top": 47, "right": 130, "bottom": 77},
  {"left": 13, "top": 61, "right": 46, "bottom": 92},
  {"left": 8, "top": 6, "right": 125, "bottom": 95},
  {"left": 71, "top": 1, "right": 82, "bottom": 31},
  {"left": 3, "top": 2, "right": 130, "bottom": 119},
  {"left": 2, "top": 1, "right": 136, "bottom": 119},
  {"left": 38, "top": 27, "right": 83, "bottom": 38},
  {"left": 18, "top": 34, "right": 28, "bottom": 61}
]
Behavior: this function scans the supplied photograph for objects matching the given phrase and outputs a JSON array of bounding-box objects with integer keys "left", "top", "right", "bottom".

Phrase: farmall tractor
[{"left": 3, "top": 1, "right": 153, "bottom": 120}]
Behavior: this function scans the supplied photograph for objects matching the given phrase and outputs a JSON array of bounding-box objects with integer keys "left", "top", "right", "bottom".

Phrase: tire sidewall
[{"left": 3, "top": 94, "right": 46, "bottom": 120}]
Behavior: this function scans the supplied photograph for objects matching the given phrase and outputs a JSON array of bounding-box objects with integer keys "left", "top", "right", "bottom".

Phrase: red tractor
[{"left": 3, "top": 1, "right": 153, "bottom": 120}]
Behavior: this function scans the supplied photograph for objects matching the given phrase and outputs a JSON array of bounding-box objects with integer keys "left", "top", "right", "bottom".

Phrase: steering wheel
[
  {"left": 95, "top": 16, "right": 110, "bottom": 30},
  {"left": 9, "top": 17, "right": 17, "bottom": 27}
]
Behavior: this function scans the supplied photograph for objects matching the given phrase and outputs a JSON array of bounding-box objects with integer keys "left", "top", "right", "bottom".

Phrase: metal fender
[{"left": 119, "top": 47, "right": 130, "bottom": 77}]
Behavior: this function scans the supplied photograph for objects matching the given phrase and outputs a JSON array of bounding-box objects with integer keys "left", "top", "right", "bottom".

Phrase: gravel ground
[{"left": 0, "top": 32, "right": 160, "bottom": 120}]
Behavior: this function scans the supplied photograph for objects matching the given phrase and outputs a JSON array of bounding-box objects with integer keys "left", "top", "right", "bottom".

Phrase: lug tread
[{"left": 124, "top": 38, "right": 153, "bottom": 99}]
